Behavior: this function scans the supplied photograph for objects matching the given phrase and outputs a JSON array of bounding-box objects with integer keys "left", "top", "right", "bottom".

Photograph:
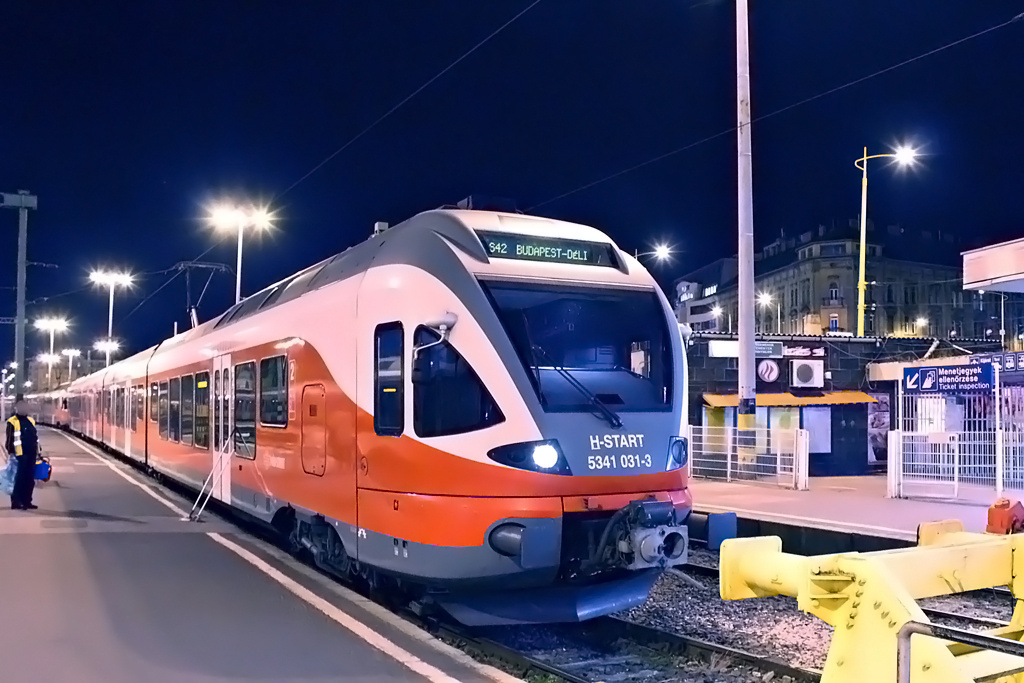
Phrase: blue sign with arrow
[{"left": 903, "top": 363, "right": 995, "bottom": 394}]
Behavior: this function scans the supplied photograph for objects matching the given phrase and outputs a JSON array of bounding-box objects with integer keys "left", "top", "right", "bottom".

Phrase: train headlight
[
  {"left": 487, "top": 439, "right": 572, "bottom": 475},
  {"left": 666, "top": 436, "right": 688, "bottom": 471},
  {"left": 531, "top": 444, "right": 558, "bottom": 469}
]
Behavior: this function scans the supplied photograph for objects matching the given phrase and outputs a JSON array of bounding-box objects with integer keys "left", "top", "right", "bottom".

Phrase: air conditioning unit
[{"left": 790, "top": 359, "right": 824, "bottom": 388}]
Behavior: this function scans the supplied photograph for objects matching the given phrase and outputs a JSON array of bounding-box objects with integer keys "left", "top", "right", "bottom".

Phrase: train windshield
[{"left": 481, "top": 281, "right": 673, "bottom": 413}]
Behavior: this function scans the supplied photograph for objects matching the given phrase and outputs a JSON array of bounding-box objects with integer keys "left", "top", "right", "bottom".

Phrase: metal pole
[
  {"left": 14, "top": 203, "right": 28, "bottom": 401},
  {"left": 736, "top": 0, "right": 756, "bottom": 430},
  {"left": 857, "top": 148, "right": 868, "bottom": 337},
  {"left": 1000, "top": 294, "right": 1006, "bottom": 350},
  {"left": 235, "top": 224, "right": 244, "bottom": 304},
  {"left": 68, "top": 354, "right": 73, "bottom": 382},
  {"left": 47, "top": 329, "right": 54, "bottom": 388},
  {"left": 107, "top": 284, "right": 115, "bottom": 338}
]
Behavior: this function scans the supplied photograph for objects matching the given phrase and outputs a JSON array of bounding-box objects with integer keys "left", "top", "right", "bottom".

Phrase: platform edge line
[{"left": 208, "top": 532, "right": 471, "bottom": 683}]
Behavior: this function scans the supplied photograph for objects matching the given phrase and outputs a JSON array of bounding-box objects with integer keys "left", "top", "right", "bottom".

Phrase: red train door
[{"left": 300, "top": 384, "right": 326, "bottom": 476}]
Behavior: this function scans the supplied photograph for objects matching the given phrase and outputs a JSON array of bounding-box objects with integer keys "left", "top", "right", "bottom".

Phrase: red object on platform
[{"left": 987, "top": 498, "right": 1024, "bottom": 535}]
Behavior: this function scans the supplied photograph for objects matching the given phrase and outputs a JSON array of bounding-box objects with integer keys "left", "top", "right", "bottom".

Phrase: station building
[{"left": 683, "top": 331, "right": 1000, "bottom": 477}]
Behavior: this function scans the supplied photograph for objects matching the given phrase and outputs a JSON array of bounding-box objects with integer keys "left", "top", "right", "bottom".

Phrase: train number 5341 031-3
[{"left": 587, "top": 454, "right": 653, "bottom": 470}]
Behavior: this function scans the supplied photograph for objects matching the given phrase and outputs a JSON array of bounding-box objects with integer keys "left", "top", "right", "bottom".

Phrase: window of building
[
  {"left": 374, "top": 323, "right": 404, "bottom": 436},
  {"left": 790, "top": 287, "right": 797, "bottom": 308},
  {"left": 194, "top": 372, "right": 210, "bottom": 449},
  {"left": 234, "top": 361, "right": 257, "bottom": 459},
  {"left": 259, "top": 356, "right": 288, "bottom": 426},
  {"left": 158, "top": 381, "right": 169, "bottom": 439},
  {"left": 702, "top": 284, "right": 718, "bottom": 298},
  {"left": 953, "top": 291, "right": 963, "bottom": 308},
  {"left": 181, "top": 374, "right": 194, "bottom": 446},
  {"left": 412, "top": 326, "right": 505, "bottom": 438},
  {"left": 819, "top": 243, "right": 846, "bottom": 257},
  {"left": 150, "top": 383, "right": 158, "bottom": 422},
  {"left": 867, "top": 314, "right": 875, "bottom": 334},
  {"left": 829, "top": 314, "right": 839, "bottom": 331},
  {"left": 886, "top": 285, "right": 895, "bottom": 304},
  {"left": 828, "top": 282, "right": 839, "bottom": 302},
  {"left": 904, "top": 286, "right": 916, "bottom": 305},
  {"left": 169, "top": 377, "right": 181, "bottom": 442}
]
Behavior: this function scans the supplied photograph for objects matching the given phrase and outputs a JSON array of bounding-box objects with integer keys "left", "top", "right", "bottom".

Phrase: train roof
[{"left": 57, "top": 208, "right": 625, "bottom": 392}]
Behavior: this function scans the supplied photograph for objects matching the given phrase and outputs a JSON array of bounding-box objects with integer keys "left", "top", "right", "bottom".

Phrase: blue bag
[
  {"left": 0, "top": 456, "right": 15, "bottom": 496},
  {"left": 35, "top": 458, "right": 51, "bottom": 483}
]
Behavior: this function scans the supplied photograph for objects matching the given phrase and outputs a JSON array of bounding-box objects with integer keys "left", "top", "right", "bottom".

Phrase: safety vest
[{"left": 7, "top": 415, "right": 36, "bottom": 457}]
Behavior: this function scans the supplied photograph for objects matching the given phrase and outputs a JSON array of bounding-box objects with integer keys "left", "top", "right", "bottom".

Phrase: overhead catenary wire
[
  {"left": 529, "top": 12, "right": 1024, "bottom": 210},
  {"left": 275, "top": 0, "right": 543, "bottom": 200}
]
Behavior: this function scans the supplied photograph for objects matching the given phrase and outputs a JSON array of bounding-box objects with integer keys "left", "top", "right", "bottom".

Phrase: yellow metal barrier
[{"left": 720, "top": 520, "right": 1024, "bottom": 682}]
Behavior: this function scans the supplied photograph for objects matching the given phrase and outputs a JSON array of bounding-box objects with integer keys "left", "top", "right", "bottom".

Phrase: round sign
[{"left": 757, "top": 359, "right": 780, "bottom": 383}]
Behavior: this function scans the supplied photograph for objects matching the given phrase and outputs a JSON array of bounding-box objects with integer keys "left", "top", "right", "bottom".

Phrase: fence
[
  {"left": 888, "top": 373, "right": 1024, "bottom": 503},
  {"left": 687, "top": 425, "right": 809, "bottom": 490}
]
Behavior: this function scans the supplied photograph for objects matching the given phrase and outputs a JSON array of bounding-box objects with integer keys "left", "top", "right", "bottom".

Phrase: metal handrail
[
  {"left": 897, "top": 620, "right": 1024, "bottom": 683},
  {"left": 187, "top": 425, "right": 245, "bottom": 522}
]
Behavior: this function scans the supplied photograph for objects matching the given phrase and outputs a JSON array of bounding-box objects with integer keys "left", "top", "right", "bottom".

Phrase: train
[{"left": 29, "top": 203, "right": 692, "bottom": 626}]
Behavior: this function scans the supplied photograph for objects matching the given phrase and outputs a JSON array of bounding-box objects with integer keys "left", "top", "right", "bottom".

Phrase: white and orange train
[{"left": 32, "top": 205, "right": 692, "bottom": 625}]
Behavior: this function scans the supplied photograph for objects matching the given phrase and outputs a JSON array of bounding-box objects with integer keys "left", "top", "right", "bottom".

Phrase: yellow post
[{"left": 857, "top": 146, "right": 868, "bottom": 337}]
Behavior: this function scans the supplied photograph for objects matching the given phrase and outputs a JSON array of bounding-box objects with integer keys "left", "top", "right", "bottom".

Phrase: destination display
[{"left": 476, "top": 231, "right": 619, "bottom": 268}]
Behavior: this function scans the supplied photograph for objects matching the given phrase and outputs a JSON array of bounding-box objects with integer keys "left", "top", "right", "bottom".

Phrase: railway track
[
  {"left": 684, "top": 561, "right": 1014, "bottom": 633},
  {"left": 428, "top": 615, "right": 823, "bottom": 683}
]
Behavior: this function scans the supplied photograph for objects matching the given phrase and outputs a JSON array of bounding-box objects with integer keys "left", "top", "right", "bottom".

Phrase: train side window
[
  {"left": 181, "top": 374, "right": 194, "bottom": 446},
  {"left": 150, "top": 383, "right": 158, "bottom": 422},
  {"left": 234, "top": 361, "right": 257, "bottom": 459},
  {"left": 135, "top": 385, "right": 145, "bottom": 425},
  {"left": 259, "top": 355, "right": 287, "bottom": 427},
  {"left": 169, "top": 377, "right": 181, "bottom": 442},
  {"left": 158, "top": 381, "right": 169, "bottom": 440},
  {"left": 412, "top": 327, "right": 505, "bottom": 437},
  {"left": 127, "top": 387, "right": 135, "bottom": 432},
  {"left": 194, "top": 372, "right": 210, "bottom": 449},
  {"left": 374, "top": 323, "right": 404, "bottom": 437}
]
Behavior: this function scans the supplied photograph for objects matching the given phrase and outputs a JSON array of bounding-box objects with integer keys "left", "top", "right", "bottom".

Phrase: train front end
[{"left": 404, "top": 210, "right": 691, "bottom": 625}]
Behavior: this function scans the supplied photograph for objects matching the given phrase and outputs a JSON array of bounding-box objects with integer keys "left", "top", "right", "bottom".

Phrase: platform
[
  {"left": 692, "top": 474, "right": 993, "bottom": 543},
  {"left": 0, "top": 428, "right": 519, "bottom": 683}
]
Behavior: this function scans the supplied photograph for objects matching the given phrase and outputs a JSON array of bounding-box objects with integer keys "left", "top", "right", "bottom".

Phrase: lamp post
[
  {"left": 90, "top": 270, "right": 132, "bottom": 364},
  {"left": 208, "top": 203, "right": 274, "bottom": 304},
  {"left": 758, "top": 292, "right": 780, "bottom": 334},
  {"left": 34, "top": 317, "right": 68, "bottom": 388},
  {"left": 94, "top": 339, "right": 120, "bottom": 367},
  {"left": 711, "top": 304, "right": 732, "bottom": 334},
  {"left": 855, "top": 145, "right": 918, "bottom": 337},
  {"left": 62, "top": 348, "right": 81, "bottom": 382},
  {"left": 36, "top": 353, "right": 59, "bottom": 391}
]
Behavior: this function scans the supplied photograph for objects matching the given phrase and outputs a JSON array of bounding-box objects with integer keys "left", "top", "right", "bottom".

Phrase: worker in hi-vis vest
[{"left": 6, "top": 401, "right": 39, "bottom": 510}]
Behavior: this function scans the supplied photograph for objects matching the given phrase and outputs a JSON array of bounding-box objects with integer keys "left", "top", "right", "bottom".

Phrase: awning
[{"left": 702, "top": 391, "right": 878, "bottom": 408}]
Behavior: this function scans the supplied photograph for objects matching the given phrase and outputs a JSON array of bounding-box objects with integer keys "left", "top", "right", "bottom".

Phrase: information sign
[
  {"left": 903, "top": 363, "right": 995, "bottom": 394},
  {"left": 476, "top": 231, "right": 618, "bottom": 268}
]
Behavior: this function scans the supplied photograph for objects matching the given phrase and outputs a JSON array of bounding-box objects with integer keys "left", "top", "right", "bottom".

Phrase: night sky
[{"left": 1, "top": 1, "right": 1022, "bottom": 358}]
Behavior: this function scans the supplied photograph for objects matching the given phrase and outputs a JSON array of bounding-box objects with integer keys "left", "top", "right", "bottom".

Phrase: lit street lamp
[
  {"left": 94, "top": 339, "right": 120, "bottom": 367},
  {"left": 34, "top": 317, "right": 68, "bottom": 388},
  {"left": 757, "top": 292, "right": 781, "bottom": 334},
  {"left": 208, "top": 203, "right": 274, "bottom": 304},
  {"left": 62, "top": 348, "right": 81, "bottom": 382},
  {"left": 855, "top": 144, "right": 918, "bottom": 337},
  {"left": 90, "top": 270, "right": 133, "bottom": 353},
  {"left": 711, "top": 304, "right": 733, "bottom": 333},
  {"left": 36, "top": 352, "right": 59, "bottom": 390},
  {"left": 634, "top": 244, "right": 673, "bottom": 263}
]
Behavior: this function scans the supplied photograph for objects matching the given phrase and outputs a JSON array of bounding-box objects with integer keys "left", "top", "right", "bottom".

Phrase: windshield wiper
[{"left": 531, "top": 344, "right": 622, "bottom": 429}]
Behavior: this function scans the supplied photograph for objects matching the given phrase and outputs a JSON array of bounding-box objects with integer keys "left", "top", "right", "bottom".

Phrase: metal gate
[{"left": 891, "top": 362, "right": 1006, "bottom": 503}]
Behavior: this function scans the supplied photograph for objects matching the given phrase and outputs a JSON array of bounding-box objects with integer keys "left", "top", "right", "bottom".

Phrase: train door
[
  {"left": 123, "top": 381, "right": 132, "bottom": 456},
  {"left": 300, "top": 384, "right": 326, "bottom": 476},
  {"left": 211, "top": 354, "right": 233, "bottom": 503}
]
